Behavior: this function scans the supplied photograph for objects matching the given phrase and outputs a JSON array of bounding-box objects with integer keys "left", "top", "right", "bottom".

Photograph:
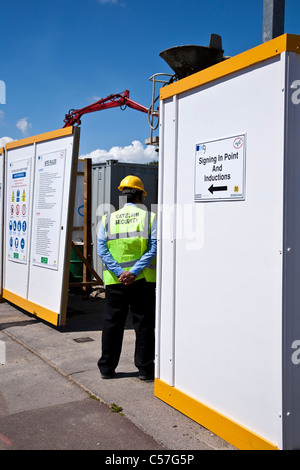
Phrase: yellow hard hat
[{"left": 118, "top": 175, "right": 147, "bottom": 197}]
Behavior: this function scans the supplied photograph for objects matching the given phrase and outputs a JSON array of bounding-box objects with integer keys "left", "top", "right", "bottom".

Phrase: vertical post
[
  {"left": 170, "top": 94, "right": 178, "bottom": 387},
  {"left": 83, "top": 158, "right": 92, "bottom": 290},
  {"left": 263, "top": 0, "right": 285, "bottom": 43}
]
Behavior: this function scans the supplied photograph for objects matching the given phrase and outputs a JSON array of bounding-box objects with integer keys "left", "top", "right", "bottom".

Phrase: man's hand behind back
[{"left": 118, "top": 271, "right": 135, "bottom": 286}]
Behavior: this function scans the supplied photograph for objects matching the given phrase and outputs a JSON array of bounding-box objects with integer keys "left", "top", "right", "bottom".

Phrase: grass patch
[{"left": 109, "top": 402, "right": 124, "bottom": 415}]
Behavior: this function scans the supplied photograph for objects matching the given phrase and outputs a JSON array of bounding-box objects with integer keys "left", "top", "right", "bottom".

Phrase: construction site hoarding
[
  {"left": 155, "top": 34, "right": 300, "bottom": 450},
  {"left": 2, "top": 127, "right": 80, "bottom": 326},
  {"left": 0, "top": 147, "right": 4, "bottom": 301}
]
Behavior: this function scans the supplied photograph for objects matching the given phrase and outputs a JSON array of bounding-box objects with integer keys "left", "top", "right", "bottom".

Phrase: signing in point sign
[{"left": 194, "top": 134, "right": 246, "bottom": 202}]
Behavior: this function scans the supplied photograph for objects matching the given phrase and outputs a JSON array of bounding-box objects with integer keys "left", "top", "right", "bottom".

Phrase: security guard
[{"left": 97, "top": 175, "right": 157, "bottom": 380}]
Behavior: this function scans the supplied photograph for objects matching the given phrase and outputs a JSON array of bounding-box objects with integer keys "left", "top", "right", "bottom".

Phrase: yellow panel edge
[
  {"left": 0, "top": 147, "right": 4, "bottom": 154},
  {"left": 160, "top": 33, "right": 300, "bottom": 100},
  {"left": 2, "top": 289, "right": 59, "bottom": 326},
  {"left": 5, "top": 126, "right": 74, "bottom": 150},
  {"left": 154, "top": 379, "right": 278, "bottom": 451}
]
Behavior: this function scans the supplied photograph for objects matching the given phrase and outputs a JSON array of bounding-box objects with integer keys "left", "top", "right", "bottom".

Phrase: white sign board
[
  {"left": 194, "top": 134, "right": 246, "bottom": 202},
  {"left": 7, "top": 158, "right": 31, "bottom": 263},
  {"left": 32, "top": 149, "right": 66, "bottom": 270}
]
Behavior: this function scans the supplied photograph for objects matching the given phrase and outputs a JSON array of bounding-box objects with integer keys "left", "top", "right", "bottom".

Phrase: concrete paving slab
[
  {"left": 0, "top": 333, "right": 163, "bottom": 451},
  {"left": 0, "top": 398, "right": 164, "bottom": 450},
  {"left": 0, "top": 296, "right": 236, "bottom": 451}
]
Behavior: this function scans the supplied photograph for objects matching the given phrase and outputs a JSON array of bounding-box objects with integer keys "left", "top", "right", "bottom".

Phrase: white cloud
[
  {"left": 16, "top": 117, "right": 32, "bottom": 135},
  {"left": 80, "top": 140, "right": 158, "bottom": 164},
  {"left": 0, "top": 136, "right": 14, "bottom": 147}
]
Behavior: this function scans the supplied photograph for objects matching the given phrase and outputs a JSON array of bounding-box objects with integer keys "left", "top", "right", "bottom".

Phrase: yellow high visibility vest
[{"left": 102, "top": 205, "right": 156, "bottom": 285}]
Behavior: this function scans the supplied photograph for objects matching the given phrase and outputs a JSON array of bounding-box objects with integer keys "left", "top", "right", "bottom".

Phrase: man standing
[{"left": 97, "top": 175, "right": 156, "bottom": 381}]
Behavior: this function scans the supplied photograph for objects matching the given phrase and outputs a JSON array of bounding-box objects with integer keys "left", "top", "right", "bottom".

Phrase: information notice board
[
  {"left": 2, "top": 127, "right": 80, "bottom": 326},
  {"left": 8, "top": 158, "right": 31, "bottom": 263},
  {"left": 32, "top": 149, "right": 66, "bottom": 269}
]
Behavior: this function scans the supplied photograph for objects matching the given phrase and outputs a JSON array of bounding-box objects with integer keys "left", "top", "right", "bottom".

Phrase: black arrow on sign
[{"left": 208, "top": 184, "right": 228, "bottom": 194}]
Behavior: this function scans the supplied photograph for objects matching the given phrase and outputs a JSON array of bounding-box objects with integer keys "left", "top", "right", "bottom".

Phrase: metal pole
[{"left": 263, "top": 0, "right": 285, "bottom": 42}]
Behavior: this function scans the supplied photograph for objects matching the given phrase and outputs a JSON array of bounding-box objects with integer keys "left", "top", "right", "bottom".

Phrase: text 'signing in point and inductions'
[{"left": 198, "top": 151, "right": 239, "bottom": 182}]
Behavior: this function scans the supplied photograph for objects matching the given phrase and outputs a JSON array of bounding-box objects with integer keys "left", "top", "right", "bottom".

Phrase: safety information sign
[
  {"left": 194, "top": 134, "right": 246, "bottom": 202},
  {"left": 8, "top": 158, "right": 31, "bottom": 263},
  {"left": 32, "top": 149, "right": 66, "bottom": 270}
]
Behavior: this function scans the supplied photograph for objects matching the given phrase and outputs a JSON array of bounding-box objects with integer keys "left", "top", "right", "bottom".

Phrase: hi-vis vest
[{"left": 102, "top": 205, "right": 156, "bottom": 285}]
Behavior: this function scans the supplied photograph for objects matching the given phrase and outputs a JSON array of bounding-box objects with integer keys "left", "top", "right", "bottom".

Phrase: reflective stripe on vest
[{"left": 102, "top": 206, "right": 156, "bottom": 285}]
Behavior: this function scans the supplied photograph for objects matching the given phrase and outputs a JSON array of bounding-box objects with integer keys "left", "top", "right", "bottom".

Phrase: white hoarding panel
[
  {"left": 4, "top": 145, "right": 35, "bottom": 300},
  {"left": 3, "top": 127, "right": 80, "bottom": 326},
  {"left": 0, "top": 148, "right": 4, "bottom": 299},
  {"left": 156, "top": 41, "right": 296, "bottom": 450}
]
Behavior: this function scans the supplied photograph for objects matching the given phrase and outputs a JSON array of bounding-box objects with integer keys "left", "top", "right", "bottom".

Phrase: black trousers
[{"left": 98, "top": 279, "right": 156, "bottom": 376}]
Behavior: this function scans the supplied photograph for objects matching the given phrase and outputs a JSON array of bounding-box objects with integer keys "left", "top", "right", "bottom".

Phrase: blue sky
[{"left": 1, "top": 0, "right": 300, "bottom": 163}]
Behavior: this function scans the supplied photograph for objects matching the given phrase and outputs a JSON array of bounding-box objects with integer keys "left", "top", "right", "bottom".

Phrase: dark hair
[{"left": 122, "top": 188, "right": 143, "bottom": 203}]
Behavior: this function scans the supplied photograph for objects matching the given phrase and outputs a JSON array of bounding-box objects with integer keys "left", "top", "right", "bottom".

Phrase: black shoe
[
  {"left": 139, "top": 372, "right": 154, "bottom": 381},
  {"left": 100, "top": 371, "right": 115, "bottom": 379}
]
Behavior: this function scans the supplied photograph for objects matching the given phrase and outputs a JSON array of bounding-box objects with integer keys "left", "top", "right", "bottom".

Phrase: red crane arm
[{"left": 63, "top": 90, "right": 148, "bottom": 127}]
